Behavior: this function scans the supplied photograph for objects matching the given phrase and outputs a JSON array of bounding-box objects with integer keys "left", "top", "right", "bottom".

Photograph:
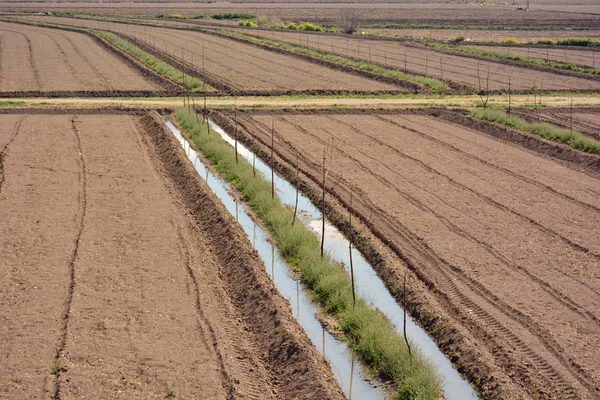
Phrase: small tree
[{"left": 340, "top": 9, "right": 360, "bottom": 35}]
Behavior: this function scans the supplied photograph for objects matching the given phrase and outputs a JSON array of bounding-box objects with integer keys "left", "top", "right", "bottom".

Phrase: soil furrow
[
  {"left": 51, "top": 116, "right": 87, "bottom": 400},
  {"left": 0, "top": 115, "right": 26, "bottom": 194}
]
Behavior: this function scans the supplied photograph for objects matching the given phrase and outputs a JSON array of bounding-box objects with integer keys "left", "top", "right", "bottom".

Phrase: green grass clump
[
  {"left": 557, "top": 37, "right": 600, "bottom": 47},
  {"left": 238, "top": 20, "right": 259, "bottom": 28},
  {"left": 217, "top": 31, "right": 447, "bottom": 90},
  {"left": 174, "top": 108, "right": 442, "bottom": 399},
  {"left": 212, "top": 13, "right": 256, "bottom": 20},
  {"left": 95, "top": 31, "right": 213, "bottom": 92},
  {"left": 473, "top": 109, "right": 600, "bottom": 154}
]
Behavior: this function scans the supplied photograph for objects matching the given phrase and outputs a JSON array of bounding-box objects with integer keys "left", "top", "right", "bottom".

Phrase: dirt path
[
  {"left": 3, "top": 94, "right": 600, "bottom": 109},
  {"left": 231, "top": 110, "right": 600, "bottom": 399},
  {"left": 0, "top": 113, "right": 344, "bottom": 400}
]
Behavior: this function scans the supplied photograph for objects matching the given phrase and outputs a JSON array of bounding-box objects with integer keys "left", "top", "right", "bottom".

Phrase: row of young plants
[
  {"left": 214, "top": 30, "right": 448, "bottom": 90},
  {"left": 173, "top": 108, "right": 442, "bottom": 400},
  {"left": 426, "top": 42, "right": 600, "bottom": 75},
  {"left": 472, "top": 109, "right": 600, "bottom": 154}
]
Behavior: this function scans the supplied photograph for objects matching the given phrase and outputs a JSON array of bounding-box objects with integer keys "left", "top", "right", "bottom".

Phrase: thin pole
[{"left": 271, "top": 119, "right": 275, "bottom": 199}]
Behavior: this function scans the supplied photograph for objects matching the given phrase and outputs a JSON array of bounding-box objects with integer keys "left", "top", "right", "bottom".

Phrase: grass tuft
[
  {"left": 94, "top": 31, "right": 214, "bottom": 92},
  {"left": 473, "top": 109, "right": 600, "bottom": 154},
  {"left": 174, "top": 108, "right": 442, "bottom": 399}
]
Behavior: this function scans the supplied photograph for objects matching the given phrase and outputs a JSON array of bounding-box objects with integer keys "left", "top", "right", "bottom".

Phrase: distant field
[
  {"left": 0, "top": 21, "right": 160, "bottom": 92},
  {"left": 2, "top": 2, "right": 600, "bottom": 26}
]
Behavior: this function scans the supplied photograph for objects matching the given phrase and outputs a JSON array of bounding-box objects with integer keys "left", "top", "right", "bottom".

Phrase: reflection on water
[{"left": 164, "top": 120, "right": 384, "bottom": 399}]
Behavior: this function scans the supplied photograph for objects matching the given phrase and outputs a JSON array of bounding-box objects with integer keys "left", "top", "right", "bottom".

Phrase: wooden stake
[
  {"left": 349, "top": 190, "right": 356, "bottom": 309},
  {"left": 271, "top": 118, "right": 275, "bottom": 199},
  {"left": 403, "top": 273, "right": 412, "bottom": 361},
  {"left": 292, "top": 153, "right": 300, "bottom": 226}
]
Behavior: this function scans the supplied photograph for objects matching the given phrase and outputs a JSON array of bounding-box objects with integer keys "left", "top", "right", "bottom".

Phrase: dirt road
[{"left": 0, "top": 112, "right": 343, "bottom": 399}]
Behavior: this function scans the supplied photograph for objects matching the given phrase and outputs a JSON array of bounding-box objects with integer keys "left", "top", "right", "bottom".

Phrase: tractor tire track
[
  {"left": 52, "top": 116, "right": 87, "bottom": 400},
  {"left": 0, "top": 27, "right": 42, "bottom": 90},
  {"left": 0, "top": 115, "right": 26, "bottom": 195},
  {"left": 174, "top": 225, "right": 237, "bottom": 399}
]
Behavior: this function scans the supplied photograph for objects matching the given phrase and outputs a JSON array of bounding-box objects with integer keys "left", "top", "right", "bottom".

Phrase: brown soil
[
  {"left": 218, "top": 108, "right": 600, "bottom": 400},
  {"left": 0, "top": 21, "right": 160, "bottom": 92},
  {"left": 232, "top": 28, "right": 600, "bottom": 92},
  {"left": 0, "top": 111, "right": 344, "bottom": 400}
]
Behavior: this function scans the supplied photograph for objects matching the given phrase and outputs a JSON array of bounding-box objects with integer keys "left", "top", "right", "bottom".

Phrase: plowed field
[
  {"left": 0, "top": 112, "right": 342, "bottom": 400},
  {"left": 0, "top": 22, "right": 160, "bottom": 92},
  {"left": 19, "top": 16, "right": 401, "bottom": 93},
  {"left": 465, "top": 44, "right": 600, "bottom": 69},
  {"left": 233, "top": 29, "right": 600, "bottom": 91},
  {"left": 234, "top": 110, "right": 600, "bottom": 399}
]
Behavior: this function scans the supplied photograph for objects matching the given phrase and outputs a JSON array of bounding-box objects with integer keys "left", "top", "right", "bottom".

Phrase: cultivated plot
[
  {"left": 236, "top": 110, "right": 600, "bottom": 399},
  {"left": 360, "top": 28, "right": 600, "bottom": 43},
  {"left": 465, "top": 44, "right": 600, "bottom": 69},
  {"left": 0, "top": 113, "right": 340, "bottom": 399},
  {"left": 19, "top": 16, "right": 402, "bottom": 93},
  {"left": 234, "top": 29, "right": 600, "bottom": 91},
  {"left": 0, "top": 22, "right": 160, "bottom": 92},
  {"left": 514, "top": 108, "right": 600, "bottom": 141}
]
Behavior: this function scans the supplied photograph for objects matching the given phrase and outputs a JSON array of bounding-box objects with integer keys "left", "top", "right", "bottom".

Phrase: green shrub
[
  {"left": 473, "top": 109, "right": 600, "bottom": 154},
  {"left": 212, "top": 13, "right": 256, "bottom": 20}
]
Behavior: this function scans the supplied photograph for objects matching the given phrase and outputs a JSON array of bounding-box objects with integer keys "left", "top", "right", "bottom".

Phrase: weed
[
  {"left": 174, "top": 108, "right": 442, "bottom": 399},
  {"left": 166, "top": 388, "right": 176, "bottom": 397},
  {"left": 473, "top": 109, "right": 600, "bottom": 153},
  {"left": 51, "top": 360, "right": 60, "bottom": 376}
]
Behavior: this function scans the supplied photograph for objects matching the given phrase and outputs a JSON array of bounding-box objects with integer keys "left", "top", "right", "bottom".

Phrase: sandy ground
[
  {"left": 0, "top": 112, "right": 344, "bottom": 399},
  {"left": 233, "top": 29, "right": 600, "bottom": 91},
  {"left": 234, "top": 110, "right": 600, "bottom": 399},
  {"left": 0, "top": 22, "right": 159, "bottom": 92}
]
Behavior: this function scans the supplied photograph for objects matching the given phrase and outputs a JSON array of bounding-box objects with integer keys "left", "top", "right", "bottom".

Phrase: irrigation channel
[{"left": 164, "top": 118, "right": 478, "bottom": 400}]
